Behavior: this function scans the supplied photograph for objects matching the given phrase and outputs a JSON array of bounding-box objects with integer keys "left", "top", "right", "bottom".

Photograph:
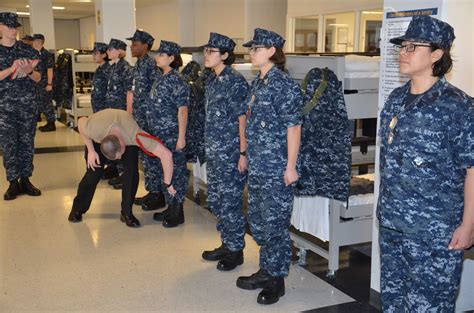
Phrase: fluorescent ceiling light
[
  {"left": 26, "top": 5, "right": 65, "bottom": 10},
  {"left": 17, "top": 11, "right": 30, "bottom": 16},
  {"left": 328, "top": 23, "right": 348, "bottom": 27},
  {"left": 362, "top": 11, "right": 383, "bottom": 14}
]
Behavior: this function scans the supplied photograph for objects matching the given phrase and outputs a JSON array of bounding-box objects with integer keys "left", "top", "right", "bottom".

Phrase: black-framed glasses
[
  {"left": 248, "top": 45, "right": 268, "bottom": 53},
  {"left": 393, "top": 43, "right": 431, "bottom": 53},
  {"left": 203, "top": 48, "right": 220, "bottom": 55}
]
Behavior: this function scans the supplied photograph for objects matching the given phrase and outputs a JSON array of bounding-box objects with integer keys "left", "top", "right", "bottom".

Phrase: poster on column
[{"left": 378, "top": 0, "right": 443, "bottom": 109}]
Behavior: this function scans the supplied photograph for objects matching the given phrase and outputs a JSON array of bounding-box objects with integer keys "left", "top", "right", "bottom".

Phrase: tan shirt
[{"left": 81, "top": 109, "right": 158, "bottom": 152}]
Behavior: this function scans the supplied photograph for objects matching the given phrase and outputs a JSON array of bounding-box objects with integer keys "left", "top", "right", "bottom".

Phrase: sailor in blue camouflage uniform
[
  {"left": 0, "top": 12, "right": 42, "bottom": 200},
  {"left": 236, "top": 28, "right": 303, "bottom": 305},
  {"left": 33, "top": 34, "right": 56, "bottom": 132},
  {"left": 199, "top": 33, "right": 250, "bottom": 271},
  {"left": 105, "top": 38, "right": 133, "bottom": 111},
  {"left": 126, "top": 29, "right": 166, "bottom": 211},
  {"left": 147, "top": 40, "right": 190, "bottom": 228},
  {"left": 90, "top": 42, "right": 110, "bottom": 113},
  {"left": 378, "top": 15, "right": 474, "bottom": 313},
  {"left": 104, "top": 38, "right": 133, "bottom": 189}
]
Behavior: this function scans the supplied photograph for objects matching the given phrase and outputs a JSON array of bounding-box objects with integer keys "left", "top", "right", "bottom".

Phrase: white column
[
  {"left": 317, "top": 14, "right": 324, "bottom": 52},
  {"left": 95, "top": 0, "right": 135, "bottom": 62},
  {"left": 354, "top": 10, "right": 361, "bottom": 52},
  {"left": 28, "top": 0, "right": 56, "bottom": 49}
]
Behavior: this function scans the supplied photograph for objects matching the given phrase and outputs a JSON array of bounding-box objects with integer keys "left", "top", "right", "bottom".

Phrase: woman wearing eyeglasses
[
  {"left": 146, "top": 40, "right": 189, "bottom": 228},
  {"left": 378, "top": 15, "right": 473, "bottom": 312},
  {"left": 199, "top": 33, "right": 249, "bottom": 271},
  {"left": 235, "top": 28, "right": 303, "bottom": 305}
]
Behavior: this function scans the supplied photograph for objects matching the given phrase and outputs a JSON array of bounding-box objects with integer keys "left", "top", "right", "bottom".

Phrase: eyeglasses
[
  {"left": 393, "top": 43, "right": 431, "bottom": 53},
  {"left": 203, "top": 48, "right": 220, "bottom": 55},
  {"left": 248, "top": 46, "right": 268, "bottom": 53}
]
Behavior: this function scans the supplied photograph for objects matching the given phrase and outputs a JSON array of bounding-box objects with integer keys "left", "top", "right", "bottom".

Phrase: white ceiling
[{"left": 0, "top": 0, "right": 160, "bottom": 19}]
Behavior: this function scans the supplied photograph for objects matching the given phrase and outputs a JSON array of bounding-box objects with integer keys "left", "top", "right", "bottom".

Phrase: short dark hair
[
  {"left": 100, "top": 135, "right": 121, "bottom": 160},
  {"left": 170, "top": 53, "right": 183, "bottom": 69},
  {"left": 220, "top": 50, "right": 236, "bottom": 65},
  {"left": 269, "top": 47, "right": 286, "bottom": 68},
  {"left": 430, "top": 43, "right": 452, "bottom": 77}
]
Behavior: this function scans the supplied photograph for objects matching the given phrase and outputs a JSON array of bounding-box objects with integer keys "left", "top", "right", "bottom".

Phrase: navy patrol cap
[
  {"left": 92, "top": 42, "right": 108, "bottom": 53},
  {"left": 201, "top": 32, "right": 236, "bottom": 51},
  {"left": 22, "top": 35, "right": 34, "bottom": 41},
  {"left": 156, "top": 40, "right": 181, "bottom": 55},
  {"left": 33, "top": 33, "right": 45, "bottom": 41},
  {"left": 126, "top": 29, "right": 155, "bottom": 48},
  {"left": 390, "top": 15, "right": 455, "bottom": 51},
  {"left": 243, "top": 28, "right": 285, "bottom": 49},
  {"left": 0, "top": 12, "right": 21, "bottom": 28},
  {"left": 108, "top": 38, "right": 127, "bottom": 50}
]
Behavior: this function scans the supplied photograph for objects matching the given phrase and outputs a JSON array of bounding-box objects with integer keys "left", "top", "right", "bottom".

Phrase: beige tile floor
[{"left": 0, "top": 128, "right": 353, "bottom": 312}]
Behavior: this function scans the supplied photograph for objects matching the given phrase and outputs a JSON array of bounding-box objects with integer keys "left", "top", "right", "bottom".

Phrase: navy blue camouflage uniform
[
  {"left": 35, "top": 44, "right": 55, "bottom": 123},
  {"left": 203, "top": 33, "right": 249, "bottom": 252},
  {"left": 378, "top": 15, "right": 474, "bottom": 313},
  {"left": 105, "top": 39, "right": 133, "bottom": 111},
  {"left": 147, "top": 40, "right": 190, "bottom": 205},
  {"left": 90, "top": 42, "right": 110, "bottom": 113},
  {"left": 0, "top": 14, "right": 40, "bottom": 182},
  {"left": 127, "top": 30, "right": 163, "bottom": 195},
  {"left": 295, "top": 67, "right": 351, "bottom": 201},
  {"left": 244, "top": 29, "right": 303, "bottom": 277}
]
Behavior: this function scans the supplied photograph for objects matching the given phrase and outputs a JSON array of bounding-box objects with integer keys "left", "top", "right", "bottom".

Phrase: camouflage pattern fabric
[
  {"left": 243, "top": 28, "right": 285, "bottom": 48},
  {"left": 380, "top": 226, "right": 463, "bottom": 312},
  {"left": 185, "top": 67, "right": 211, "bottom": 164},
  {"left": 246, "top": 65, "right": 303, "bottom": 276},
  {"left": 0, "top": 41, "right": 40, "bottom": 181},
  {"left": 378, "top": 78, "right": 473, "bottom": 311},
  {"left": 91, "top": 61, "right": 111, "bottom": 113},
  {"left": 295, "top": 67, "right": 352, "bottom": 201},
  {"left": 205, "top": 65, "right": 249, "bottom": 252},
  {"left": 105, "top": 58, "right": 133, "bottom": 110},
  {"left": 131, "top": 53, "right": 162, "bottom": 193},
  {"left": 36, "top": 47, "right": 55, "bottom": 122},
  {"left": 146, "top": 68, "right": 190, "bottom": 204},
  {"left": 52, "top": 53, "right": 73, "bottom": 109}
]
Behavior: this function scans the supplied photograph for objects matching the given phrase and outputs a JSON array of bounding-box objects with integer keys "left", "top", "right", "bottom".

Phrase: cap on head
[
  {"left": 389, "top": 15, "right": 455, "bottom": 50},
  {"left": 126, "top": 29, "right": 155, "bottom": 48},
  {"left": 201, "top": 32, "right": 236, "bottom": 51},
  {"left": 243, "top": 28, "right": 285, "bottom": 48},
  {"left": 0, "top": 12, "right": 21, "bottom": 28},
  {"left": 156, "top": 40, "right": 181, "bottom": 55},
  {"left": 108, "top": 38, "right": 127, "bottom": 50}
]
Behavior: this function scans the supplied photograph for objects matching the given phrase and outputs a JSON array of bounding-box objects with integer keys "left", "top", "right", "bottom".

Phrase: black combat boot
[
  {"left": 153, "top": 204, "right": 173, "bottom": 221},
  {"left": 217, "top": 250, "right": 243, "bottom": 271},
  {"left": 134, "top": 192, "right": 154, "bottom": 205},
  {"left": 236, "top": 269, "right": 271, "bottom": 290},
  {"left": 19, "top": 177, "right": 41, "bottom": 196},
  {"left": 120, "top": 212, "right": 141, "bottom": 228},
  {"left": 141, "top": 192, "right": 166, "bottom": 211},
  {"left": 108, "top": 174, "right": 123, "bottom": 189},
  {"left": 102, "top": 165, "right": 119, "bottom": 180},
  {"left": 4, "top": 179, "right": 22, "bottom": 200},
  {"left": 68, "top": 210, "right": 83, "bottom": 223},
  {"left": 202, "top": 243, "right": 231, "bottom": 261},
  {"left": 162, "top": 202, "right": 185, "bottom": 228},
  {"left": 257, "top": 276, "right": 285, "bottom": 305},
  {"left": 39, "top": 121, "right": 56, "bottom": 132}
]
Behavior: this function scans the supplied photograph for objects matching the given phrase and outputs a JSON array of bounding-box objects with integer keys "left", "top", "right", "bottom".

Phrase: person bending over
[{"left": 68, "top": 108, "right": 175, "bottom": 228}]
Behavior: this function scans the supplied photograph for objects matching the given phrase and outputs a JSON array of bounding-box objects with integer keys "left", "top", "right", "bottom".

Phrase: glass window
[
  {"left": 359, "top": 10, "right": 383, "bottom": 52},
  {"left": 324, "top": 12, "right": 355, "bottom": 53},
  {"left": 294, "top": 17, "right": 318, "bottom": 52}
]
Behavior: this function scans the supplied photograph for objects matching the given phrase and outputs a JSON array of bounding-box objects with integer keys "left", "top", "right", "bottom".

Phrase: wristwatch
[
  {"left": 164, "top": 181, "right": 173, "bottom": 188},
  {"left": 239, "top": 151, "right": 247, "bottom": 157}
]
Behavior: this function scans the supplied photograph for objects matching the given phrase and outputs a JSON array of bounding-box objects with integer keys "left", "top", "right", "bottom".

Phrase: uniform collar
[
  {"left": 402, "top": 77, "right": 447, "bottom": 107},
  {"left": 257, "top": 64, "right": 279, "bottom": 84}
]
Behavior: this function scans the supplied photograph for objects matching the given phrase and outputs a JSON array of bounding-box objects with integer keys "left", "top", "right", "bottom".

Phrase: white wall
[
  {"left": 244, "top": 0, "right": 287, "bottom": 43},
  {"left": 445, "top": 0, "right": 474, "bottom": 95},
  {"left": 79, "top": 16, "right": 95, "bottom": 50},
  {"left": 136, "top": 0, "right": 181, "bottom": 50},
  {"left": 192, "top": 0, "right": 245, "bottom": 46},
  {"left": 54, "top": 19, "right": 81, "bottom": 49},
  {"left": 288, "top": 0, "right": 383, "bottom": 16}
]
